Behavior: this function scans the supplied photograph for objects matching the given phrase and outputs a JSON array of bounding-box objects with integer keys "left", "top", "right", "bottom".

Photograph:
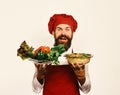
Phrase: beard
[{"left": 54, "top": 34, "right": 73, "bottom": 51}]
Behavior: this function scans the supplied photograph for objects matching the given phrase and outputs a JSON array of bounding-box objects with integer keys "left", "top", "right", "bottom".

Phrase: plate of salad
[{"left": 17, "top": 41, "right": 66, "bottom": 65}]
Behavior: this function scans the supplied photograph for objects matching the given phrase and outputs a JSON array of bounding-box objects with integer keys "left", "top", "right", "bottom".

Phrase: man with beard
[{"left": 32, "top": 14, "right": 91, "bottom": 95}]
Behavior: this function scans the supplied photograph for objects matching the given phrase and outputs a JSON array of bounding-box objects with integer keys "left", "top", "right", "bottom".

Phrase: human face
[{"left": 52, "top": 24, "right": 73, "bottom": 50}]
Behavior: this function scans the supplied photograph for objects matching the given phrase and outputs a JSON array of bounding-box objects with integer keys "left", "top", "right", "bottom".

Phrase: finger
[
  {"left": 39, "top": 64, "right": 44, "bottom": 69},
  {"left": 77, "top": 64, "right": 85, "bottom": 71},
  {"left": 72, "top": 62, "right": 78, "bottom": 67},
  {"left": 34, "top": 62, "right": 41, "bottom": 70},
  {"left": 69, "top": 62, "right": 76, "bottom": 68},
  {"left": 73, "top": 63, "right": 83, "bottom": 71},
  {"left": 37, "top": 64, "right": 45, "bottom": 73},
  {"left": 78, "top": 63, "right": 83, "bottom": 68},
  {"left": 34, "top": 62, "right": 38, "bottom": 67},
  {"left": 40, "top": 63, "right": 49, "bottom": 70},
  {"left": 69, "top": 63, "right": 79, "bottom": 70},
  {"left": 45, "top": 63, "right": 49, "bottom": 67},
  {"left": 80, "top": 65, "right": 85, "bottom": 70}
]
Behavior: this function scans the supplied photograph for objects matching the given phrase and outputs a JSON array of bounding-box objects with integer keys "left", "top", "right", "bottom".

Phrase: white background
[{"left": 0, "top": 0, "right": 120, "bottom": 95}]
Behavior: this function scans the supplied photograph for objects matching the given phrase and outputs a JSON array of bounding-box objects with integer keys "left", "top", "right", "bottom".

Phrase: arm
[
  {"left": 32, "top": 67, "right": 44, "bottom": 93},
  {"left": 73, "top": 65, "right": 86, "bottom": 85},
  {"left": 77, "top": 65, "right": 91, "bottom": 94},
  {"left": 32, "top": 62, "right": 51, "bottom": 93},
  {"left": 69, "top": 63, "right": 91, "bottom": 94}
]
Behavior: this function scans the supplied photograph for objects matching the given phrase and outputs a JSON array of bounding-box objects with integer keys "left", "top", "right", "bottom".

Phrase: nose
[{"left": 61, "top": 30, "right": 66, "bottom": 35}]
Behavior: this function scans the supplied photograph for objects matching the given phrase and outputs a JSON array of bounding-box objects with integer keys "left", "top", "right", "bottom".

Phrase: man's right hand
[{"left": 34, "top": 62, "right": 51, "bottom": 84}]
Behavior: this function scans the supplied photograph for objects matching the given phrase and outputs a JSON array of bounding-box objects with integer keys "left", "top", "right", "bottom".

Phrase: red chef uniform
[{"left": 43, "top": 65, "right": 80, "bottom": 95}]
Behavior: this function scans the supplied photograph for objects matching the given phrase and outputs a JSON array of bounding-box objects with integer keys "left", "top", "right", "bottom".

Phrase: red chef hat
[{"left": 48, "top": 14, "right": 78, "bottom": 34}]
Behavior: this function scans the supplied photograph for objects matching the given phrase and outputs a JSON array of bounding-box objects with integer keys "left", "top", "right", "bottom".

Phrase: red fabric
[
  {"left": 43, "top": 65, "right": 80, "bottom": 95},
  {"left": 48, "top": 14, "right": 78, "bottom": 34}
]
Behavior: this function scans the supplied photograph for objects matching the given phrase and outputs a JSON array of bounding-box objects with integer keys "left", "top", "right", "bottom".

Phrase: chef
[{"left": 32, "top": 14, "right": 91, "bottom": 95}]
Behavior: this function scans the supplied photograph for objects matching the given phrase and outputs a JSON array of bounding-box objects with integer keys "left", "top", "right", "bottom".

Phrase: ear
[
  {"left": 51, "top": 31, "right": 54, "bottom": 35},
  {"left": 72, "top": 31, "right": 75, "bottom": 35}
]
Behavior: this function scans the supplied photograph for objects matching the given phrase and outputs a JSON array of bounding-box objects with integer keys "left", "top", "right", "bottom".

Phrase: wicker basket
[
  {"left": 66, "top": 57, "right": 90, "bottom": 64},
  {"left": 65, "top": 53, "right": 92, "bottom": 65}
]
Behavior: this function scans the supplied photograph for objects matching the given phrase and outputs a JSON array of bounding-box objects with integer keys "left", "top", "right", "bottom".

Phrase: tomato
[
  {"left": 34, "top": 46, "right": 51, "bottom": 57},
  {"left": 41, "top": 46, "right": 51, "bottom": 53}
]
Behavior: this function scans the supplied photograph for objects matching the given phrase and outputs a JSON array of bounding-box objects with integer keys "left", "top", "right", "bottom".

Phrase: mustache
[
  {"left": 57, "top": 35, "right": 70, "bottom": 40},
  {"left": 54, "top": 34, "right": 73, "bottom": 51}
]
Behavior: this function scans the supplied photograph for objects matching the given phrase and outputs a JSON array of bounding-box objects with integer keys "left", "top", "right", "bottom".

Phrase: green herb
[{"left": 48, "top": 44, "right": 66, "bottom": 64}]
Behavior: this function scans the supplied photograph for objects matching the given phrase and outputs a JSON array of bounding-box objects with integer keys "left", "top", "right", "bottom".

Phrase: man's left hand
[{"left": 69, "top": 62, "right": 86, "bottom": 85}]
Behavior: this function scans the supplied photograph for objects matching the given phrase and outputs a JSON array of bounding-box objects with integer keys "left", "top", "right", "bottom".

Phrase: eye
[
  {"left": 66, "top": 28, "right": 71, "bottom": 31},
  {"left": 57, "top": 28, "right": 61, "bottom": 31},
  {"left": 56, "top": 27, "right": 62, "bottom": 31}
]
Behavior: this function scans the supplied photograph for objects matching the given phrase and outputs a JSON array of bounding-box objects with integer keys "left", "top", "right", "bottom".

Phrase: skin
[
  {"left": 52, "top": 24, "right": 73, "bottom": 44},
  {"left": 53, "top": 24, "right": 73, "bottom": 51},
  {"left": 35, "top": 24, "right": 86, "bottom": 85}
]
